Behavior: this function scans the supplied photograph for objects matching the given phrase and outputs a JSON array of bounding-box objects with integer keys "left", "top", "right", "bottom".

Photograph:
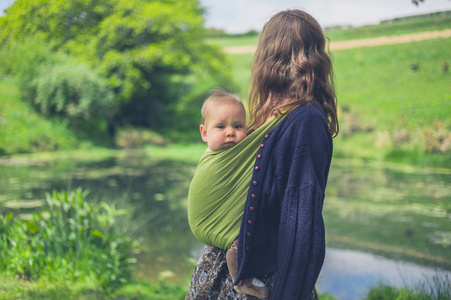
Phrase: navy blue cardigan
[{"left": 236, "top": 104, "right": 333, "bottom": 299}]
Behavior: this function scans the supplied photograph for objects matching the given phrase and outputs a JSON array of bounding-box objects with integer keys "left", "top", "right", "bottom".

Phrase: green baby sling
[{"left": 187, "top": 115, "right": 284, "bottom": 250}]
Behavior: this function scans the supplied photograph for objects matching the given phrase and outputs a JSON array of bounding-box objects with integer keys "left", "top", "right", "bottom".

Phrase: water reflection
[
  {"left": 318, "top": 248, "right": 451, "bottom": 300},
  {"left": 325, "top": 161, "right": 451, "bottom": 270},
  {"left": 0, "top": 152, "right": 450, "bottom": 297}
]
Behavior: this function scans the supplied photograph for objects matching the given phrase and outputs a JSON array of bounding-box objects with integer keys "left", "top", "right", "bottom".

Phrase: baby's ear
[{"left": 199, "top": 124, "right": 208, "bottom": 142}]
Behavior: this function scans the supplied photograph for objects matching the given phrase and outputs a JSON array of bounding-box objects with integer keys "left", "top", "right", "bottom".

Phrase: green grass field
[
  {"left": 225, "top": 35, "right": 451, "bottom": 167},
  {"left": 333, "top": 37, "right": 450, "bottom": 129}
]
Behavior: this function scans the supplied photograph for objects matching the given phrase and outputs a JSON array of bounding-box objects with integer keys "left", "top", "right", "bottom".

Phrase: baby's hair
[{"left": 201, "top": 89, "right": 245, "bottom": 124}]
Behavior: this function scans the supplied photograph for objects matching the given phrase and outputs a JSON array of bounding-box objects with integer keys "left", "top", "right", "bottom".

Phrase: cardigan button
[
  {"left": 260, "top": 143, "right": 264, "bottom": 148},
  {"left": 247, "top": 232, "right": 251, "bottom": 236},
  {"left": 254, "top": 166, "right": 259, "bottom": 170},
  {"left": 250, "top": 206, "right": 254, "bottom": 211},
  {"left": 257, "top": 154, "right": 262, "bottom": 159},
  {"left": 248, "top": 220, "right": 252, "bottom": 225},
  {"left": 246, "top": 247, "right": 250, "bottom": 251},
  {"left": 251, "top": 194, "right": 256, "bottom": 199},
  {"left": 265, "top": 134, "right": 269, "bottom": 139},
  {"left": 253, "top": 180, "right": 257, "bottom": 186}
]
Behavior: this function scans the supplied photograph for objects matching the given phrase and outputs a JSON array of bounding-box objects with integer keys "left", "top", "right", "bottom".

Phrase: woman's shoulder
[{"left": 283, "top": 103, "right": 328, "bottom": 127}]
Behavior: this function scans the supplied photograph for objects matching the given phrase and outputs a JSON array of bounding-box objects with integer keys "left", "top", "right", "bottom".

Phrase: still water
[{"left": 0, "top": 150, "right": 450, "bottom": 299}]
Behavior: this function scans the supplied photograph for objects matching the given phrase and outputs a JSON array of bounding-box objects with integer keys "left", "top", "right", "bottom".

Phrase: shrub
[
  {"left": 422, "top": 121, "right": 451, "bottom": 153},
  {"left": 338, "top": 105, "right": 374, "bottom": 137},
  {"left": 0, "top": 189, "right": 136, "bottom": 293},
  {"left": 115, "top": 127, "right": 166, "bottom": 148},
  {"left": 0, "top": 37, "right": 114, "bottom": 143},
  {"left": 32, "top": 61, "right": 114, "bottom": 122}
]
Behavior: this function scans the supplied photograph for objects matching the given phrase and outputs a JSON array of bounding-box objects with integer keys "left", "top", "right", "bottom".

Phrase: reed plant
[
  {"left": 0, "top": 189, "right": 136, "bottom": 293},
  {"left": 365, "top": 273, "right": 451, "bottom": 300}
]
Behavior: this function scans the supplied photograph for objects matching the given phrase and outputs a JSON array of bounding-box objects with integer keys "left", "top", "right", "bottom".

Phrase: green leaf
[
  {"left": 25, "top": 221, "right": 39, "bottom": 234},
  {"left": 5, "top": 212, "right": 14, "bottom": 222},
  {"left": 90, "top": 229, "right": 104, "bottom": 238}
]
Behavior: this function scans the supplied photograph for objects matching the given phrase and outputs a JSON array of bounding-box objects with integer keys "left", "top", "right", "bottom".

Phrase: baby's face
[{"left": 200, "top": 103, "right": 247, "bottom": 151}]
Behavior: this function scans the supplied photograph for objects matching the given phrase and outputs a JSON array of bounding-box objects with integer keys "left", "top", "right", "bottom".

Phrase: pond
[{"left": 0, "top": 150, "right": 450, "bottom": 299}]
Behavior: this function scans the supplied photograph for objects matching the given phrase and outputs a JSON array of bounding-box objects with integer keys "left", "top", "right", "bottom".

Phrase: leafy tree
[{"left": 0, "top": 0, "right": 231, "bottom": 141}]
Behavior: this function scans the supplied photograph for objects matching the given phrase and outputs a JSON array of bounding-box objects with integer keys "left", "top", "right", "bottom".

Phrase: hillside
[{"left": 219, "top": 12, "right": 451, "bottom": 168}]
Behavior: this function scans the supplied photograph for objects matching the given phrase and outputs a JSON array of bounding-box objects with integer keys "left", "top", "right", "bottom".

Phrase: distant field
[
  {"left": 206, "top": 35, "right": 259, "bottom": 49},
  {"left": 333, "top": 37, "right": 450, "bottom": 130},
  {"left": 229, "top": 37, "right": 450, "bottom": 127},
  {"left": 207, "top": 11, "right": 451, "bottom": 48},
  {"left": 325, "top": 10, "right": 451, "bottom": 41}
]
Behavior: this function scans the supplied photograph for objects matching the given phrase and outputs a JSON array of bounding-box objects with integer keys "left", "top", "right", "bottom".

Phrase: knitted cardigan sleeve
[{"left": 271, "top": 107, "right": 332, "bottom": 300}]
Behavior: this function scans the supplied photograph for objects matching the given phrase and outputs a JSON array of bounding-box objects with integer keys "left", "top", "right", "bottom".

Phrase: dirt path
[{"left": 224, "top": 29, "right": 451, "bottom": 54}]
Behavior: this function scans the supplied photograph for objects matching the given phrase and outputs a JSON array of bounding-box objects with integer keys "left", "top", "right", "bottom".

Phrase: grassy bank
[
  {"left": 3, "top": 274, "right": 448, "bottom": 299},
  {"left": 0, "top": 276, "right": 187, "bottom": 300}
]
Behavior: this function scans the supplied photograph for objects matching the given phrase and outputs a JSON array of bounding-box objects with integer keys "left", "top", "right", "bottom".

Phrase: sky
[
  {"left": 200, "top": 0, "right": 451, "bottom": 33},
  {"left": 1, "top": 0, "right": 451, "bottom": 33}
]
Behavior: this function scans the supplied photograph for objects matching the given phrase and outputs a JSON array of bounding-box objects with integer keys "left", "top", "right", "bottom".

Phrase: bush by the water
[{"left": 0, "top": 189, "right": 136, "bottom": 293}]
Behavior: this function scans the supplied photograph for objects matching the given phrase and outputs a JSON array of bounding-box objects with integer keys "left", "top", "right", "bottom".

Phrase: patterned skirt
[{"left": 185, "top": 245, "right": 318, "bottom": 300}]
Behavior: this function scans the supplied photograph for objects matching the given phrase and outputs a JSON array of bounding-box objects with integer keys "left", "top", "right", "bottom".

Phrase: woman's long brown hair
[{"left": 247, "top": 9, "right": 338, "bottom": 136}]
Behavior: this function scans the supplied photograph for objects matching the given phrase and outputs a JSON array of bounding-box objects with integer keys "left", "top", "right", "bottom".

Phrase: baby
[
  {"left": 199, "top": 90, "right": 247, "bottom": 152},
  {"left": 198, "top": 89, "right": 269, "bottom": 299}
]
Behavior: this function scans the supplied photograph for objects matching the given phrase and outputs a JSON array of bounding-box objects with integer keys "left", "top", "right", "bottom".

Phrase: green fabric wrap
[{"left": 188, "top": 115, "right": 285, "bottom": 250}]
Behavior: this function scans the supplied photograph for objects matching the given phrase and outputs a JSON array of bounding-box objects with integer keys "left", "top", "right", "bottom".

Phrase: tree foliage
[
  {"left": 0, "top": 0, "right": 231, "bottom": 142},
  {"left": 412, "top": 0, "right": 425, "bottom": 6},
  {"left": 0, "top": 36, "right": 114, "bottom": 143}
]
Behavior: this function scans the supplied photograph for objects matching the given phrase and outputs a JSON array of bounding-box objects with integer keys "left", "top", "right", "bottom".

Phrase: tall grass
[
  {"left": 366, "top": 273, "right": 451, "bottom": 300},
  {"left": 0, "top": 189, "right": 136, "bottom": 293}
]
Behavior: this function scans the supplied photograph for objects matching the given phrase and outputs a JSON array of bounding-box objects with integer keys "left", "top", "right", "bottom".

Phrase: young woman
[{"left": 186, "top": 9, "right": 338, "bottom": 300}]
